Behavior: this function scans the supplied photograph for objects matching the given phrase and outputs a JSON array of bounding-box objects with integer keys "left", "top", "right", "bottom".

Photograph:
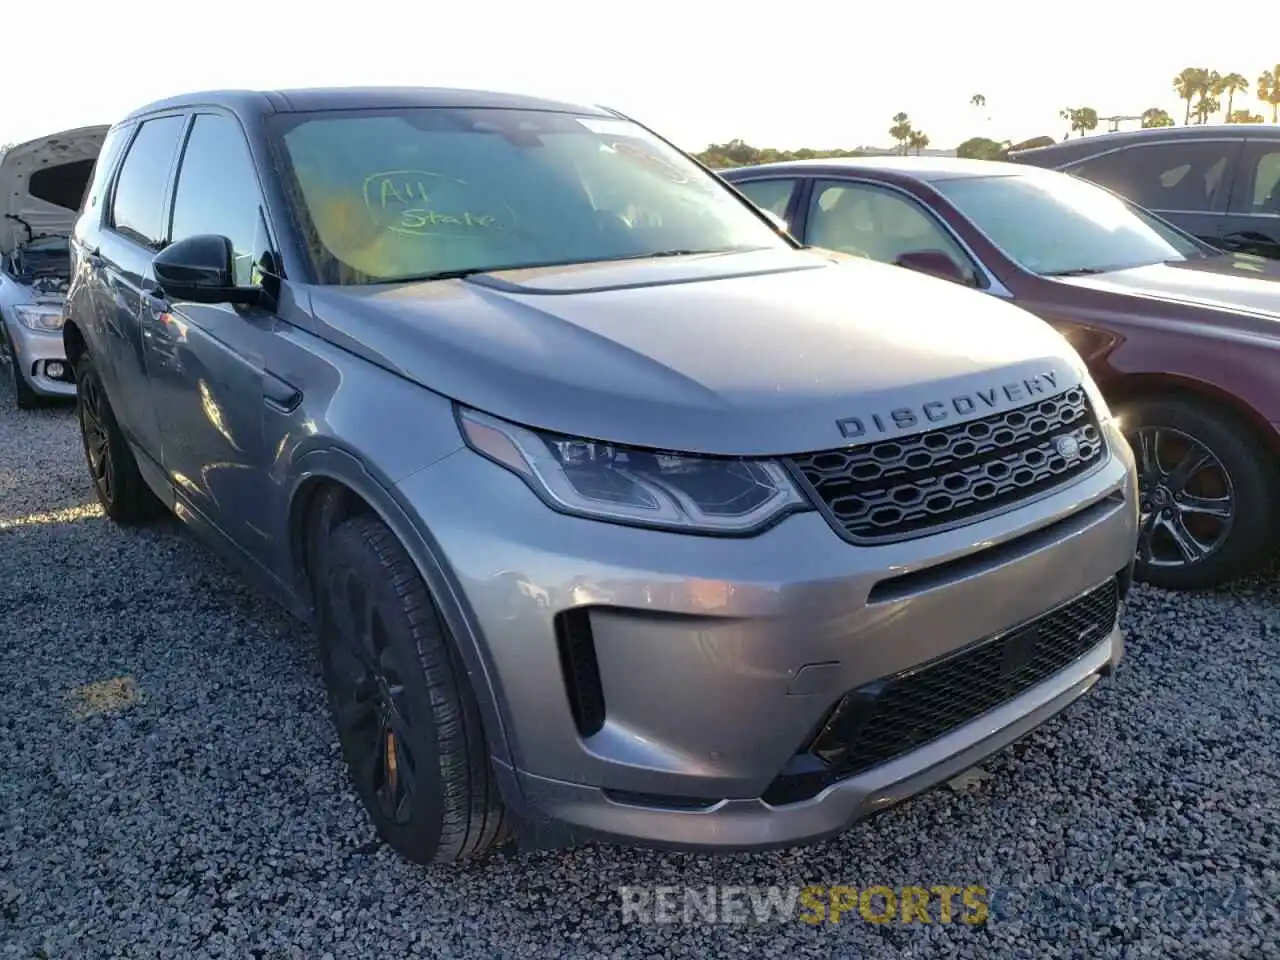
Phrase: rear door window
[
  {"left": 1068, "top": 141, "right": 1241, "bottom": 214},
  {"left": 734, "top": 178, "right": 798, "bottom": 218},
  {"left": 108, "top": 115, "right": 186, "bottom": 249}
]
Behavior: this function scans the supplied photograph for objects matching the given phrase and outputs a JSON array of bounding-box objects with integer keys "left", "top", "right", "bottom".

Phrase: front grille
[
  {"left": 789, "top": 387, "right": 1104, "bottom": 544},
  {"left": 763, "top": 576, "right": 1120, "bottom": 806}
]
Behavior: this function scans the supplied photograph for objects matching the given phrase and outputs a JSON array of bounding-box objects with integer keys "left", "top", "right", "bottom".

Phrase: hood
[
  {"left": 1, "top": 124, "right": 109, "bottom": 257},
  {"left": 307, "top": 248, "right": 1087, "bottom": 456},
  {"left": 1051, "top": 254, "right": 1280, "bottom": 323}
]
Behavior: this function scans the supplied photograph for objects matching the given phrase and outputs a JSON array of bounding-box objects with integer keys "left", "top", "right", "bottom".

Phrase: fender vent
[{"left": 555, "top": 608, "right": 606, "bottom": 738}]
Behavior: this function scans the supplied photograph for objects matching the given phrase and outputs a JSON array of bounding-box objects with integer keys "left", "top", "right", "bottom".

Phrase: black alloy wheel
[
  {"left": 1133, "top": 425, "right": 1234, "bottom": 571},
  {"left": 78, "top": 366, "right": 117, "bottom": 506},
  {"left": 325, "top": 564, "right": 419, "bottom": 827},
  {"left": 74, "top": 354, "right": 162, "bottom": 523},
  {"left": 316, "top": 514, "right": 508, "bottom": 863}
]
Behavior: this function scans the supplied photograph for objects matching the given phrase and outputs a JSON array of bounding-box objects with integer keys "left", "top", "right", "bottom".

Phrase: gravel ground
[{"left": 2, "top": 379, "right": 1278, "bottom": 959}]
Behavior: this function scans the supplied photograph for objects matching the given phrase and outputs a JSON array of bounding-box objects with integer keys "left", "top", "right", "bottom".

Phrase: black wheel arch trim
[{"left": 285, "top": 447, "right": 519, "bottom": 781}]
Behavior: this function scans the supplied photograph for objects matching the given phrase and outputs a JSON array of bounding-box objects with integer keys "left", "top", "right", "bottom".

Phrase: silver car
[
  {"left": 0, "top": 125, "right": 108, "bottom": 408},
  {"left": 64, "top": 87, "right": 1139, "bottom": 864}
]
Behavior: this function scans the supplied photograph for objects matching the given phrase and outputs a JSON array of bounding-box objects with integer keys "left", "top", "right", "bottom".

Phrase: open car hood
[{"left": 0, "top": 124, "right": 109, "bottom": 257}]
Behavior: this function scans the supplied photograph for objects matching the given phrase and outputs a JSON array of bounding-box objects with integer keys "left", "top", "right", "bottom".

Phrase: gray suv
[{"left": 64, "top": 87, "right": 1139, "bottom": 863}]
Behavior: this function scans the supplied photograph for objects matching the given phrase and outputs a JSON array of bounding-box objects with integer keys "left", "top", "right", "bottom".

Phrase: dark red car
[{"left": 721, "top": 157, "right": 1280, "bottom": 590}]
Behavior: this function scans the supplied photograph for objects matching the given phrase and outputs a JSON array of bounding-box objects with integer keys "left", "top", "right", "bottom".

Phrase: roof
[
  {"left": 119, "top": 86, "right": 615, "bottom": 125},
  {"left": 719, "top": 155, "right": 1042, "bottom": 182},
  {"left": 1011, "top": 122, "right": 1280, "bottom": 159}
]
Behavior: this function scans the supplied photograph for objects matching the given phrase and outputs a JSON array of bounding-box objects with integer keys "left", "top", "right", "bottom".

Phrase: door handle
[{"left": 263, "top": 371, "right": 302, "bottom": 412}]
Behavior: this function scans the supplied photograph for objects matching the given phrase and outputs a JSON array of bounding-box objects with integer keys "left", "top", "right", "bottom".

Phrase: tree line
[
  {"left": 693, "top": 64, "right": 1280, "bottom": 169},
  {"left": 1060, "top": 65, "right": 1280, "bottom": 138}
]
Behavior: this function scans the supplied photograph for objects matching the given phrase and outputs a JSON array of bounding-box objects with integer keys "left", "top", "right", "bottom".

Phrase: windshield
[
  {"left": 268, "top": 107, "right": 788, "bottom": 284},
  {"left": 933, "top": 173, "right": 1205, "bottom": 276}
]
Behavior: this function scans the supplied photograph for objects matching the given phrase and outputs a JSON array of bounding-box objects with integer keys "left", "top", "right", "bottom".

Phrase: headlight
[
  {"left": 12, "top": 304, "right": 64, "bottom": 333},
  {"left": 458, "top": 407, "right": 809, "bottom": 534}
]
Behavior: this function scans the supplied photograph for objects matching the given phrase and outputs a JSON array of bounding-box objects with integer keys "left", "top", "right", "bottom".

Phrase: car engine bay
[{"left": 3, "top": 233, "right": 72, "bottom": 297}]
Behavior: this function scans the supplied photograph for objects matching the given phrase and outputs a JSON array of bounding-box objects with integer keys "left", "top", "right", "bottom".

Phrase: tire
[
  {"left": 1117, "top": 395, "right": 1279, "bottom": 590},
  {"left": 4, "top": 330, "right": 41, "bottom": 410},
  {"left": 75, "top": 353, "right": 163, "bottom": 523},
  {"left": 315, "top": 514, "right": 508, "bottom": 864}
]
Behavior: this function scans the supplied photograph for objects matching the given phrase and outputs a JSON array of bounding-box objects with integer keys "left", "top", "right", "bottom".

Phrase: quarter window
[
  {"left": 80, "top": 125, "right": 130, "bottom": 217},
  {"left": 734, "top": 179, "right": 797, "bottom": 218},
  {"left": 806, "top": 180, "right": 978, "bottom": 283},
  {"left": 170, "top": 114, "right": 267, "bottom": 287},
  {"left": 1069, "top": 141, "right": 1236, "bottom": 213},
  {"left": 1247, "top": 148, "right": 1280, "bottom": 214},
  {"left": 109, "top": 116, "right": 186, "bottom": 248}
]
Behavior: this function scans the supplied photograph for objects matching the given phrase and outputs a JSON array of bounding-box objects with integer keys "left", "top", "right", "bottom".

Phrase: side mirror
[
  {"left": 153, "top": 234, "right": 258, "bottom": 305},
  {"left": 761, "top": 209, "right": 790, "bottom": 233},
  {"left": 895, "top": 249, "right": 969, "bottom": 285}
]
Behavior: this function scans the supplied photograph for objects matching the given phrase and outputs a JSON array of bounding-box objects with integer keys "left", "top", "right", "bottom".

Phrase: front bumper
[
  {"left": 397, "top": 418, "right": 1138, "bottom": 850},
  {"left": 2, "top": 320, "right": 74, "bottom": 397}
]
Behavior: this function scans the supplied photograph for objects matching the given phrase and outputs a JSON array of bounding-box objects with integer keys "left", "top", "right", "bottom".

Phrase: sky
[{"left": 4, "top": 2, "right": 1278, "bottom": 152}]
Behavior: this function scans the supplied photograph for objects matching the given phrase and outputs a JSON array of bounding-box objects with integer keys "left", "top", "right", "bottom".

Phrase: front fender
[
  {"left": 1096, "top": 329, "right": 1280, "bottom": 452},
  {"left": 284, "top": 446, "right": 516, "bottom": 775}
]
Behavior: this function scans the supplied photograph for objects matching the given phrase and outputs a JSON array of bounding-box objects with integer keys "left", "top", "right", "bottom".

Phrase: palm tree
[
  {"left": 1192, "top": 93, "right": 1221, "bottom": 124},
  {"left": 1215, "top": 73, "right": 1249, "bottom": 119},
  {"left": 908, "top": 130, "right": 930, "bottom": 156},
  {"left": 1173, "top": 67, "right": 1209, "bottom": 124},
  {"left": 1228, "top": 110, "right": 1264, "bottom": 124},
  {"left": 1060, "top": 107, "right": 1100, "bottom": 139},
  {"left": 1076, "top": 107, "right": 1099, "bottom": 136},
  {"left": 1192, "top": 71, "right": 1222, "bottom": 124},
  {"left": 1141, "top": 108, "right": 1175, "bottom": 128},
  {"left": 969, "top": 93, "right": 989, "bottom": 125},
  {"left": 889, "top": 112, "right": 913, "bottom": 155},
  {"left": 1259, "top": 65, "right": 1280, "bottom": 124}
]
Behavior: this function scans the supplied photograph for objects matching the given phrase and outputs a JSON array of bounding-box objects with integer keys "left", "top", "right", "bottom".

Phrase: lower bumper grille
[{"left": 763, "top": 576, "right": 1121, "bottom": 806}]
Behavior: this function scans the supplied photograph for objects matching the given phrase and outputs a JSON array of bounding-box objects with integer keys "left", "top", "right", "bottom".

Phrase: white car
[{"left": 0, "top": 124, "right": 108, "bottom": 408}]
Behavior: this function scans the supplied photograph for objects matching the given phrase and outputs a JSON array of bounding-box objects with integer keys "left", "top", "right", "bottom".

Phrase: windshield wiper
[
  {"left": 377, "top": 266, "right": 498, "bottom": 284},
  {"left": 374, "top": 248, "right": 756, "bottom": 284},
  {"left": 648, "top": 248, "right": 728, "bottom": 257},
  {"left": 600, "top": 247, "right": 754, "bottom": 262},
  {"left": 1042, "top": 267, "right": 1107, "bottom": 277}
]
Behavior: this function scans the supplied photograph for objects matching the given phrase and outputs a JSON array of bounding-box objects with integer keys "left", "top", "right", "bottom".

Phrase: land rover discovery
[{"left": 63, "top": 87, "right": 1138, "bottom": 863}]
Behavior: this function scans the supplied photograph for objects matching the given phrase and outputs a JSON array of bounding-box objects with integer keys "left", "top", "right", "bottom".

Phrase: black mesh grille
[
  {"left": 555, "top": 609, "right": 606, "bottom": 738},
  {"left": 763, "top": 577, "right": 1120, "bottom": 806},
  {"left": 789, "top": 387, "right": 1104, "bottom": 544}
]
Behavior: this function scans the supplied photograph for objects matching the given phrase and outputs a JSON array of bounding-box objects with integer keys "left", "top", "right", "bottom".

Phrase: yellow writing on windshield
[{"left": 362, "top": 169, "right": 509, "bottom": 238}]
